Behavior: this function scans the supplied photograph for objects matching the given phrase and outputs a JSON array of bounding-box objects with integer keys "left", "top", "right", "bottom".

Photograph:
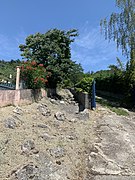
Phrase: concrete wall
[
  {"left": 0, "top": 88, "right": 46, "bottom": 107},
  {"left": 70, "top": 89, "right": 91, "bottom": 110},
  {"left": 0, "top": 87, "right": 91, "bottom": 110}
]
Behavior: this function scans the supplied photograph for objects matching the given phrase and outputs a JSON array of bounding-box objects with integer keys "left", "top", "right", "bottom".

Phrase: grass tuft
[{"left": 96, "top": 97, "right": 129, "bottom": 116}]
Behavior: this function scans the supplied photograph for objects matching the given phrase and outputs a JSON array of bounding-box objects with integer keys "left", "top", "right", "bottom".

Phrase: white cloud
[{"left": 71, "top": 24, "right": 126, "bottom": 72}]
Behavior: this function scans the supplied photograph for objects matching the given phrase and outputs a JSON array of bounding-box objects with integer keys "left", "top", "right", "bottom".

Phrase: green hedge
[{"left": 75, "top": 77, "right": 93, "bottom": 94}]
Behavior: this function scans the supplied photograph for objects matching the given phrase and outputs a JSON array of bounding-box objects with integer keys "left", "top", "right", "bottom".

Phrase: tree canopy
[
  {"left": 19, "top": 28, "right": 78, "bottom": 63},
  {"left": 100, "top": 0, "right": 135, "bottom": 57},
  {"left": 19, "top": 28, "right": 83, "bottom": 88}
]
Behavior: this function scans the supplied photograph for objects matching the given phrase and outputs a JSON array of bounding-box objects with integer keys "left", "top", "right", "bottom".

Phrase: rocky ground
[{"left": 0, "top": 89, "right": 135, "bottom": 180}]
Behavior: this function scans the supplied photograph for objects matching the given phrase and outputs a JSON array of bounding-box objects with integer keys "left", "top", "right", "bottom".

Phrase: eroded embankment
[{"left": 0, "top": 89, "right": 135, "bottom": 180}]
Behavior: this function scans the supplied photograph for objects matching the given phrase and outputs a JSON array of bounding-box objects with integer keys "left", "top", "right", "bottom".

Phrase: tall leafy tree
[
  {"left": 100, "top": 0, "right": 135, "bottom": 57},
  {"left": 100, "top": 0, "right": 135, "bottom": 105},
  {"left": 19, "top": 29, "right": 80, "bottom": 88}
]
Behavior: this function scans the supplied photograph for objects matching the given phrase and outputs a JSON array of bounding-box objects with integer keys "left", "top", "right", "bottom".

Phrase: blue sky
[{"left": 0, "top": 0, "right": 127, "bottom": 72}]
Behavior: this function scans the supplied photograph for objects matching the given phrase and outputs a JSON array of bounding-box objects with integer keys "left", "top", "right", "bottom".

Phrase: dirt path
[
  {"left": 86, "top": 105, "right": 135, "bottom": 179},
  {"left": 0, "top": 90, "right": 135, "bottom": 179}
]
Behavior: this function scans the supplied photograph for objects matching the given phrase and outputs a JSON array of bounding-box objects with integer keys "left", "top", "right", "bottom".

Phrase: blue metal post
[{"left": 91, "top": 80, "right": 96, "bottom": 110}]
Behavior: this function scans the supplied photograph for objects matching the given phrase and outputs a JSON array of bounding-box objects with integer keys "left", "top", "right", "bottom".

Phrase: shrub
[
  {"left": 75, "top": 77, "right": 93, "bottom": 94},
  {"left": 20, "top": 60, "right": 51, "bottom": 89}
]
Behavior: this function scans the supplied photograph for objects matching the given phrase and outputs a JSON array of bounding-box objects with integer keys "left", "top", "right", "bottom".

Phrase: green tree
[
  {"left": 100, "top": 0, "right": 135, "bottom": 57},
  {"left": 91, "top": 58, "right": 126, "bottom": 95},
  {"left": 64, "top": 62, "right": 83, "bottom": 87},
  {"left": 100, "top": 0, "right": 135, "bottom": 105},
  {"left": 19, "top": 28, "right": 79, "bottom": 88}
]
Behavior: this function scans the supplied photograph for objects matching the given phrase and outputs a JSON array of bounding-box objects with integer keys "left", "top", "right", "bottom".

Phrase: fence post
[
  {"left": 91, "top": 80, "right": 96, "bottom": 110},
  {"left": 16, "top": 66, "right": 20, "bottom": 90}
]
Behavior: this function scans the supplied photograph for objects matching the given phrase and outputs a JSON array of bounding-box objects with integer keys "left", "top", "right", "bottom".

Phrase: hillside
[
  {"left": 0, "top": 60, "right": 21, "bottom": 83},
  {"left": 0, "top": 89, "right": 135, "bottom": 179}
]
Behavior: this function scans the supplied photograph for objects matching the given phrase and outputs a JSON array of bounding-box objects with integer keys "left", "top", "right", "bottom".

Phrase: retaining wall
[
  {"left": 0, "top": 88, "right": 46, "bottom": 107},
  {"left": 0, "top": 87, "right": 91, "bottom": 110},
  {"left": 70, "top": 89, "right": 91, "bottom": 110}
]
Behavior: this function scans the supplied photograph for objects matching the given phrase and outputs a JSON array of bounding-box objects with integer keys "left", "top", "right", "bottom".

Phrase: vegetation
[
  {"left": 20, "top": 61, "right": 50, "bottom": 89},
  {"left": 75, "top": 77, "right": 93, "bottom": 94},
  {"left": 100, "top": 0, "right": 135, "bottom": 57},
  {"left": 96, "top": 97, "right": 129, "bottom": 116},
  {"left": 19, "top": 28, "right": 82, "bottom": 88},
  {"left": 61, "top": 62, "right": 84, "bottom": 88},
  {"left": 97, "top": 0, "right": 135, "bottom": 107},
  {"left": 0, "top": 17, "right": 134, "bottom": 108},
  {"left": 0, "top": 59, "right": 84, "bottom": 90},
  {"left": 92, "top": 58, "right": 125, "bottom": 94},
  {"left": 0, "top": 59, "right": 21, "bottom": 84},
  {"left": 0, "top": 29, "right": 84, "bottom": 90}
]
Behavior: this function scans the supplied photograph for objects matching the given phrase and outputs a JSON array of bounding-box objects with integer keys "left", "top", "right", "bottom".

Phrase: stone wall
[
  {"left": 70, "top": 89, "right": 91, "bottom": 110},
  {"left": 0, "top": 88, "right": 46, "bottom": 107}
]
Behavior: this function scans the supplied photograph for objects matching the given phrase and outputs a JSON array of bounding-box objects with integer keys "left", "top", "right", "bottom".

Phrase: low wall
[
  {"left": 0, "top": 88, "right": 46, "bottom": 107},
  {"left": 70, "top": 89, "right": 91, "bottom": 110}
]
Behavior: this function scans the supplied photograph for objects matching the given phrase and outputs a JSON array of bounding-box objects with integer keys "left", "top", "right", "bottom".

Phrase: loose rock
[
  {"left": 12, "top": 164, "right": 38, "bottom": 179},
  {"left": 54, "top": 112, "right": 66, "bottom": 121},
  {"left": 13, "top": 106, "right": 23, "bottom": 115},
  {"left": 49, "top": 147, "right": 66, "bottom": 158},
  {"left": 37, "top": 124, "right": 49, "bottom": 129},
  {"left": 40, "top": 133, "right": 52, "bottom": 141},
  {"left": 76, "top": 109, "right": 89, "bottom": 121},
  {"left": 59, "top": 100, "right": 65, "bottom": 104},
  {"left": 21, "top": 140, "right": 35, "bottom": 154},
  {"left": 37, "top": 103, "right": 51, "bottom": 116},
  {"left": 4, "top": 117, "right": 16, "bottom": 129},
  {"left": 50, "top": 98, "right": 59, "bottom": 105}
]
